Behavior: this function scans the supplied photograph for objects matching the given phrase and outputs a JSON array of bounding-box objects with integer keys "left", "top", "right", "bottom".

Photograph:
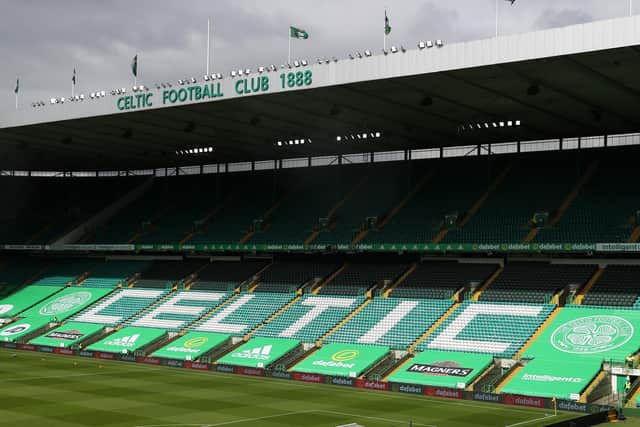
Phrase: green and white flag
[
  {"left": 384, "top": 10, "right": 391, "bottom": 35},
  {"left": 14, "top": 78, "right": 19, "bottom": 94},
  {"left": 290, "top": 26, "right": 309, "bottom": 39},
  {"left": 131, "top": 54, "right": 138, "bottom": 77}
]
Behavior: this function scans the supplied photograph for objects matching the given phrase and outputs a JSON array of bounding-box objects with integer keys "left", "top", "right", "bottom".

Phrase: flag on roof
[
  {"left": 384, "top": 10, "right": 392, "bottom": 35},
  {"left": 290, "top": 26, "right": 309, "bottom": 39}
]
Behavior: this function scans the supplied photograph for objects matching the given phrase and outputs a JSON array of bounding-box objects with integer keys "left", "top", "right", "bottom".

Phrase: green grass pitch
[{"left": 0, "top": 348, "right": 581, "bottom": 427}]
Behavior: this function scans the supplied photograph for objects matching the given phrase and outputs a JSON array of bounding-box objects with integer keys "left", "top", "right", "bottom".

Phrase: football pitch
[{"left": 0, "top": 348, "right": 581, "bottom": 427}]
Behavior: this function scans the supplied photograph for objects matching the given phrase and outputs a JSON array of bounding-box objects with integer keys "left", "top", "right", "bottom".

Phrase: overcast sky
[{"left": 0, "top": 0, "right": 632, "bottom": 110}]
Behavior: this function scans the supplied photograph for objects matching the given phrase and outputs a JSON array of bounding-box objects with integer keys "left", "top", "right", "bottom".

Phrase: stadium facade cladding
[{"left": 1, "top": 15, "right": 640, "bottom": 170}]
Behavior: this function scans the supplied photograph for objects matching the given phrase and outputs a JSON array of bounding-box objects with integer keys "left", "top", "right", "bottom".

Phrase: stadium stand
[
  {"left": 0, "top": 257, "right": 48, "bottom": 296},
  {"left": 312, "top": 163, "right": 415, "bottom": 246},
  {"left": 582, "top": 265, "right": 640, "bottom": 307},
  {"left": 0, "top": 177, "right": 141, "bottom": 245},
  {"left": 442, "top": 155, "right": 580, "bottom": 244},
  {"left": 190, "top": 259, "right": 267, "bottom": 291},
  {"left": 317, "top": 262, "right": 407, "bottom": 296},
  {"left": 72, "top": 288, "right": 168, "bottom": 326},
  {"left": 255, "top": 260, "right": 339, "bottom": 293},
  {"left": 193, "top": 292, "right": 294, "bottom": 334},
  {"left": 134, "top": 259, "right": 206, "bottom": 289},
  {"left": 418, "top": 301, "right": 555, "bottom": 358},
  {"left": 364, "top": 158, "right": 495, "bottom": 244},
  {"left": 81, "top": 260, "right": 149, "bottom": 288},
  {"left": 255, "top": 295, "right": 365, "bottom": 341},
  {"left": 479, "top": 262, "right": 595, "bottom": 304},
  {"left": 389, "top": 261, "right": 497, "bottom": 299},
  {"left": 188, "top": 170, "right": 285, "bottom": 244},
  {"left": 324, "top": 297, "right": 453, "bottom": 349},
  {"left": 129, "top": 290, "right": 231, "bottom": 331}
]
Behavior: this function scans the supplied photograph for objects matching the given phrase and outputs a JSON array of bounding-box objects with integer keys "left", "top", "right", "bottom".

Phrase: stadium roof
[{"left": 1, "top": 15, "right": 640, "bottom": 170}]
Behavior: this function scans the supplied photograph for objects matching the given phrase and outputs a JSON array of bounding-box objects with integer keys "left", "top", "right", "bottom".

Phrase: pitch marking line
[
  {"left": 317, "top": 410, "right": 436, "bottom": 426},
  {"left": 134, "top": 409, "right": 436, "bottom": 427},
  {"left": 505, "top": 414, "right": 556, "bottom": 427}
]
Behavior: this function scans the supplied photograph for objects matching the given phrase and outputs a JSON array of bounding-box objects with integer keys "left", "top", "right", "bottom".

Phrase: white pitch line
[
  {"left": 317, "top": 409, "right": 437, "bottom": 427},
  {"left": 0, "top": 371, "right": 114, "bottom": 383},
  {"left": 505, "top": 414, "right": 555, "bottom": 427},
  {"left": 134, "top": 410, "right": 314, "bottom": 427}
]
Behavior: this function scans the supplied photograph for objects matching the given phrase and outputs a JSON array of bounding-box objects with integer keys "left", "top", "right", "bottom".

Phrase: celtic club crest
[{"left": 551, "top": 315, "right": 633, "bottom": 354}]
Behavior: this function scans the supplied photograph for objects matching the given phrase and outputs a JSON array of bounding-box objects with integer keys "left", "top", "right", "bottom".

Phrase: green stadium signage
[
  {"left": 0, "top": 316, "right": 51, "bottom": 342},
  {"left": 388, "top": 350, "right": 493, "bottom": 388},
  {"left": 87, "top": 327, "right": 166, "bottom": 354},
  {"left": 216, "top": 337, "right": 300, "bottom": 368},
  {"left": 29, "top": 322, "right": 104, "bottom": 348},
  {"left": 151, "top": 332, "right": 230, "bottom": 361},
  {"left": 116, "top": 71, "right": 313, "bottom": 112},
  {"left": 292, "top": 343, "right": 390, "bottom": 377}
]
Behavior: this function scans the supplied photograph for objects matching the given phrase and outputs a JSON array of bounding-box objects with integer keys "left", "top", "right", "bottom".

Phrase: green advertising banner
[
  {"left": 523, "top": 307, "right": 640, "bottom": 362},
  {"left": 501, "top": 358, "right": 602, "bottom": 400},
  {"left": 151, "top": 332, "right": 230, "bottom": 361},
  {"left": 0, "top": 316, "right": 52, "bottom": 342},
  {"left": 29, "top": 322, "right": 104, "bottom": 348},
  {"left": 387, "top": 350, "right": 493, "bottom": 388},
  {"left": 87, "top": 327, "right": 166, "bottom": 354},
  {"left": 20, "top": 287, "right": 113, "bottom": 321},
  {"left": 216, "top": 337, "right": 300, "bottom": 368},
  {"left": 291, "top": 343, "right": 390, "bottom": 378},
  {"left": 0, "top": 286, "right": 64, "bottom": 318}
]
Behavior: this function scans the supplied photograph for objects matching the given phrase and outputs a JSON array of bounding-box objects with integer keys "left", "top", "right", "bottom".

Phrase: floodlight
[
  {"left": 391, "top": 46, "right": 398, "bottom": 53},
  {"left": 364, "top": 50, "right": 372, "bottom": 56},
  {"left": 301, "top": 59, "right": 308, "bottom": 66},
  {"left": 375, "top": 132, "right": 381, "bottom": 138},
  {"left": 515, "top": 120, "right": 521, "bottom": 126},
  {"left": 418, "top": 41, "right": 426, "bottom": 49},
  {"left": 100, "top": 91, "right": 106, "bottom": 96},
  {"left": 258, "top": 66, "right": 265, "bottom": 73},
  {"left": 80, "top": 94, "right": 85, "bottom": 100},
  {"left": 427, "top": 40, "right": 434, "bottom": 48},
  {"left": 317, "top": 58, "right": 323, "bottom": 64},
  {"left": 190, "top": 77, "right": 197, "bottom": 83},
  {"left": 294, "top": 60, "right": 300, "bottom": 67},
  {"left": 121, "top": 88, "right": 126, "bottom": 93},
  {"left": 269, "top": 65, "right": 277, "bottom": 72},
  {"left": 336, "top": 136, "right": 341, "bottom": 142},
  {"left": 60, "top": 97, "right": 65, "bottom": 103},
  {"left": 204, "top": 75, "right": 210, "bottom": 81},
  {"left": 245, "top": 68, "right": 250, "bottom": 74},
  {"left": 216, "top": 73, "right": 223, "bottom": 79},
  {"left": 436, "top": 39, "right": 443, "bottom": 47},
  {"left": 230, "top": 71, "right": 237, "bottom": 77}
]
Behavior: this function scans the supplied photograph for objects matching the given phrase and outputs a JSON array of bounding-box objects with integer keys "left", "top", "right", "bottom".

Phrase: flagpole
[
  {"left": 207, "top": 18, "right": 211, "bottom": 75},
  {"left": 384, "top": 9, "right": 387, "bottom": 51},
  {"left": 288, "top": 28, "right": 291, "bottom": 64},
  {"left": 495, "top": 0, "right": 499, "bottom": 37}
]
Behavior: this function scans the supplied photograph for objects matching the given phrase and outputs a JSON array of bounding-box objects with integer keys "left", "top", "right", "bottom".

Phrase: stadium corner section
[
  {"left": 501, "top": 307, "right": 640, "bottom": 401},
  {"left": 0, "top": 287, "right": 114, "bottom": 343}
]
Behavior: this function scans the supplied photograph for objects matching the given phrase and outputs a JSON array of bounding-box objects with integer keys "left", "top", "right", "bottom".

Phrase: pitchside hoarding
[
  {"left": 387, "top": 350, "right": 493, "bottom": 388},
  {"left": 151, "top": 332, "right": 230, "bottom": 361},
  {"left": 291, "top": 343, "right": 390, "bottom": 378},
  {"left": 28, "top": 322, "right": 104, "bottom": 348},
  {"left": 87, "top": 327, "right": 166, "bottom": 354},
  {"left": 216, "top": 337, "right": 300, "bottom": 368}
]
